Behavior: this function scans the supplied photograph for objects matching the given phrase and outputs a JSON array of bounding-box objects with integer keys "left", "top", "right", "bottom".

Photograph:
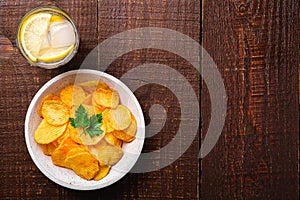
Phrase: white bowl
[{"left": 25, "top": 69, "right": 145, "bottom": 190}]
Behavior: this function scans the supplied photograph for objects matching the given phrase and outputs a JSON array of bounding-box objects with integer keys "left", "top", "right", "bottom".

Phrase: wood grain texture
[
  {"left": 96, "top": 1, "right": 200, "bottom": 199},
  {"left": 0, "top": 0, "right": 200, "bottom": 199},
  {"left": 202, "top": 0, "right": 299, "bottom": 199},
  {"left": 0, "top": 35, "right": 15, "bottom": 59}
]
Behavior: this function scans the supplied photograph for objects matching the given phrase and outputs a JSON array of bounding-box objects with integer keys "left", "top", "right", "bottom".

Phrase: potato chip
[
  {"left": 96, "top": 81, "right": 110, "bottom": 91},
  {"left": 79, "top": 80, "right": 99, "bottom": 87},
  {"left": 47, "top": 142, "right": 59, "bottom": 155},
  {"left": 87, "top": 145, "right": 100, "bottom": 159},
  {"left": 71, "top": 104, "right": 96, "bottom": 118},
  {"left": 79, "top": 81, "right": 99, "bottom": 94},
  {"left": 38, "top": 94, "right": 61, "bottom": 117},
  {"left": 65, "top": 151, "right": 99, "bottom": 180},
  {"left": 108, "top": 105, "right": 132, "bottom": 130},
  {"left": 92, "top": 96, "right": 106, "bottom": 114},
  {"left": 96, "top": 142, "right": 123, "bottom": 166},
  {"left": 66, "top": 146, "right": 86, "bottom": 158},
  {"left": 56, "top": 130, "right": 69, "bottom": 144},
  {"left": 81, "top": 94, "right": 93, "bottom": 105},
  {"left": 78, "top": 126, "right": 105, "bottom": 146},
  {"left": 51, "top": 135, "right": 80, "bottom": 167},
  {"left": 112, "top": 130, "right": 134, "bottom": 143},
  {"left": 68, "top": 123, "right": 82, "bottom": 144},
  {"left": 45, "top": 130, "right": 68, "bottom": 155},
  {"left": 60, "top": 85, "right": 86, "bottom": 107},
  {"left": 93, "top": 164, "right": 111, "bottom": 181},
  {"left": 93, "top": 89, "right": 119, "bottom": 109},
  {"left": 34, "top": 119, "right": 67, "bottom": 144},
  {"left": 79, "top": 81, "right": 110, "bottom": 96},
  {"left": 102, "top": 119, "right": 114, "bottom": 133},
  {"left": 94, "top": 104, "right": 106, "bottom": 114},
  {"left": 101, "top": 109, "right": 114, "bottom": 133},
  {"left": 105, "top": 132, "right": 123, "bottom": 148},
  {"left": 112, "top": 114, "right": 137, "bottom": 142},
  {"left": 41, "top": 144, "right": 50, "bottom": 155},
  {"left": 42, "top": 100, "right": 69, "bottom": 126}
]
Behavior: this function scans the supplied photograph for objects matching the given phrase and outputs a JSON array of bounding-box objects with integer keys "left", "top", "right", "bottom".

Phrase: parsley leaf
[
  {"left": 86, "top": 115, "right": 103, "bottom": 138},
  {"left": 74, "top": 104, "right": 89, "bottom": 128},
  {"left": 96, "top": 113, "right": 102, "bottom": 122},
  {"left": 69, "top": 104, "right": 104, "bottom": 138},
  {"left": 69, "top": 117, "right": 76, "bottom": 128},
  {"left": 69, "top": 104, "right": 89, "bottom": 128}
]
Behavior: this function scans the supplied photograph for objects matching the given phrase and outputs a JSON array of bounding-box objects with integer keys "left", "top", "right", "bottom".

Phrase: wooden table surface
[{"left": 0, "top": 0, "right": 298, "bottom": 199}]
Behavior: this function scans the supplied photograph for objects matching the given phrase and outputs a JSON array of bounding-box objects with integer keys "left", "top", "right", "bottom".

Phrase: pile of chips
[{"left": 34, "top": 81, "right": 137, "bottom": 180}]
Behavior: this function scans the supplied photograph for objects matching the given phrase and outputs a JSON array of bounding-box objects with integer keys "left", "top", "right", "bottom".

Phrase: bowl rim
[{"left": 24, "top": 69, "right": 145, "bottom": 190}]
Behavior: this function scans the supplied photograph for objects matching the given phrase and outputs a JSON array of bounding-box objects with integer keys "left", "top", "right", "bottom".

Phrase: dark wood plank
[
  {"left": 0, "top": 0, "right": 200, "bottom": 199},
  {"left": 96, "top": 0, "right": 200, "bottom": 199},
  {"left": 201, "top": 0, "right": 299, "bottom": 199},
  {"left": 0, "top": 0, "right": 98, "bottom": 199}
]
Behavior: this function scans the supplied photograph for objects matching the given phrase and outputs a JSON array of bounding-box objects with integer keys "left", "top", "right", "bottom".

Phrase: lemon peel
[{"left": 38, "top": 45, "right": 74, "bottom": 62}]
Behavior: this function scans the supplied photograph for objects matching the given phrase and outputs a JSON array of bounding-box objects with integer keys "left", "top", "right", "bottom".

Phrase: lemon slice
[
  {"left": 38, "top": 45, "right": 74, "bottom": 62},
  {"left": 20, "top": 13, "right": 52, "bottom": 62}
]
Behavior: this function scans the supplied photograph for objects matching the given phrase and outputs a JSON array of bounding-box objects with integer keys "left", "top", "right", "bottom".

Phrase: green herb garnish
[{"left": 69, "top": 104, "right": 103, "bottom": 138}]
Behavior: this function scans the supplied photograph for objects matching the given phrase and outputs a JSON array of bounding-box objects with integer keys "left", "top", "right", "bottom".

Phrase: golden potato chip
[
  {"left": 56, "top": 128, "right": 69, "bottom": 144},
  {"left": 87, "top": 145, "right": 99, "bottom": 159},
  {"left": 83, "top": 104, "right": 96, "bottom": 117},
  {"left": 87, "top": 140, "right": 122, "bottom": 166},
  {"left": 78, "top": 126, "right": 105, "bottom": 146},
  {"left": 34, "top": 119, "right": 67, "bottom": 144},
  {"left": 94, "top": 104, "right": 106, "bottom": 114},
  {"left": 81, "top": 94, "right": 93, "bottom": 105},
  {"left": 93, "top": 89, "right": 119, "bottom": 109},
  {"left": 79, "top": 80, "right": 110, "bottom": 95},
  {"left": 108, "top": 105, "right": 132, "bottom": 130},
  {"left": 112, "top": 114, "right": 137, "bottom": 142},
  {"left": 65, "top": 151, "right": 99, "bottom": 180},
  {"left": 96, "top": 81, "right": 110, "bottom": 91},
  {"left": 38, "top": 94, "right": 61, "bottom": 117},
  {"left": 79, "top": 81, "right": 99, "bottom": 94},
  {"left": 42, "top": 100, "right": 69, "bottom": 126},
  {"left": 105, "top": 132, "right": 123, "bottom": 148},
  {"left": 51, "top": 135, "right": 80, "bottom": 167},
  {"left": 93, "top": 164, "right": 111, "bottom": 181},
  {"left": 92, "top": 96, "right": 106, "bottom": 114},
  {"left": 101, "top": 109, "right": 114, "bottom": 133},
  {"left": 68, "top": 123, "right": 82, "bottom": 144},
  {"left": 47, "top": 142, "right": 59, "bottom": 155},
  {"left": 79, "top": 80, "right": 99, "bottom": 87},
  {"left": 96, "top": 142, "right": 123, "bottom": 166},
  {"left": 66, "top": 146, "right": 86, "bottom": 158},
  {"left": 45, "top": 130, "right": 69, "bottom": 155},
  {"left": 60, "top": 85, "right": 86, "bottom": 108},
  {"left": 41, "top": 144, "right": 50, "bottom": 155},
  {"left": 112, "top": 131, "right": 134, "bottom": 143},
  {"left": 102, "top": 119, "right": 114, "bottom": 133}
]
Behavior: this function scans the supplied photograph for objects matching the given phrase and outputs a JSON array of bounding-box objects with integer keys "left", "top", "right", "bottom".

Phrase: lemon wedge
[
  {"left": 38, "top": 45, "right": 74, "bottom": 62},
  {"left": 19, "top": 13, "right": 52, "bottom": 62},
  {"left": 50, "top": 15, "right": 65, "bottom": 23}
]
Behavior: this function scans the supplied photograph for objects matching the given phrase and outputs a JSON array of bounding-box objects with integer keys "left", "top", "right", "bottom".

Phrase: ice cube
[{"left": 49, "top": 20, "right": 75, "bottom": 48}]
